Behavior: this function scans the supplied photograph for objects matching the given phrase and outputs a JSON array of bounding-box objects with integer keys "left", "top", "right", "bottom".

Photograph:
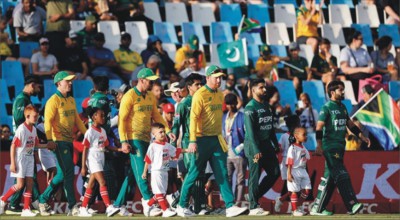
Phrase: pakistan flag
[{"left": 217, "top": 38, "right": 248, "bottom": 69}]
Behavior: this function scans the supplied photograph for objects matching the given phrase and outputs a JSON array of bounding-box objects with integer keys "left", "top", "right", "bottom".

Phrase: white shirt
[
  {"left": 286, "top": 143, "right": 310, "bottom": 169},
  {"left": 340, "top": 46, "right": 371, "bottom": 68},
  {"left": 31, "top": 52, "right": 58, "bottom": 72},
  {"left": 145, "top": 141, "right": 178, "bottom": 171},
  {"left": 279, "top": 132, "right": 291, "bottom": 158},
  {"left": 12, "top": 123, "right": 39, "bottom": 156},
  {"left": 83, "top": 126, "right": 109, "bottom": 153}
]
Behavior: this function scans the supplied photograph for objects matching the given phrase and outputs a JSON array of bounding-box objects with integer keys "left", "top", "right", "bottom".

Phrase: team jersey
[
  {"left": 318, "top": 100, "right": 349, "bottom": 149},
  {"left": 296, "top": 6, "right": 320, "bottom": 38},
  {"left": 189, "top": 85, "right": 223, "bottom": 142},
  {"left": 119, "top": 87, "right": 169, "bottom": 142},
  {"left": 144, "top": 141, "right": 180, "bottom": 171},
  {"left": 89, "top": 92, "right": 111, "bottom": 133},
  {"left": 286, "top": 143, "right": 310, "bottom": 169},
  {"left": 82, "top": 125, "right": 109, "bottom": 153},
  {"left": 12, "top": 123, "right": 39, "bottom": 156},
  {"left": 45, "top": 90, "right": 87, "bottom": 142},
  {"left": 12, "top": 92, "right": 32, "bottom": 131},
  {"left": 279, "top": 132, "right": 291, "bottom": 158},
  {"left": 172, "top": 96, "right": 192, "bottom": 142}
]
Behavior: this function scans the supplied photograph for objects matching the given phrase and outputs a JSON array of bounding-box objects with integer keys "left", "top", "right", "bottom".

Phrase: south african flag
[{"left": 353, "top": 89, "right": 400, "bottom": 150}]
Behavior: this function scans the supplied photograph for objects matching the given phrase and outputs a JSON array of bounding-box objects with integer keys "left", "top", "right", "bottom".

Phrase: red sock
[
  {"left": 290, "top": 193, "right": 298, "bottom": 211},
  {"left": 82, "top": 188, "right": 92, "bottom": 208},
  {"left": 1, "top": 185, "right": 18, "bottom": 201},
  {"left": 155, "top": 194, "right": 168, "bottom": 211},
  {"left": 148, "top": 195, "right": 157, "bottom": 206},
  {"left": 100, "top": 186, "right": 111, "bottom": 206},
  {"left": 23, "top": 191, "right": 32, "bottom": 210}
]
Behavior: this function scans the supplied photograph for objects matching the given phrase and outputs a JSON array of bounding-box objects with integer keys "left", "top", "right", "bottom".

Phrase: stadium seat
[
  {"left": 154, "top": 22, "right": 179, "bottom": 44},
  {"left": 342, "top": 99, "right": 353, "bottom": 113},
  {"left": 1, "top": 0, "right": 18, "bottom": 15},
  {"left": 182, "top": 22, "right": 208, "bottom": 45},
  {"left": 109, "top": 79, "right": 122, "bottom": 90},
  {"left": 209, "top": 44, "right": 220, "bottom": 66},
  {"left": 210, "top": 22, "right": 233, "bottom": 44},
  {"left": 165, "top": 2, "right": 189, "bottom": 26},
  {"left": 0, "top": 115, "right": 13, "bottom": 131},
  {"left": 75, "top": 98, "right": 85, "bottom": 114},
  {"left": 274, "top": 81, "right": 297, "bottom": 111},
  {"left": 19, "top": 41, "right": 39, "bottom": 59},
  {"left": 274, "top": 4, "right": 297, "bottom": 27},
  {"left": 0, "top": 79, "right": 11, "bottom": 103},
  {"left": 130, "top": 43, "right": 147, "bottom": 53},
  {"left": 274, "top": 0, "right": 298, "bottom": 7},
  {"left": 321, "top": 24, "right": 346, "bottom": 46},
  {"left": 70, "top": 20, "right": 85, "bottom": 32},
  {"left": 269, "top": 45, "right": 287, "bottom": 68},
  {"left": 191, "top": 3, "right": 216, "bottom": 26},
  {"left": 162, "top": 43, "right": 177, "bottom": 61},
  {"left": 304, "top": 132, "right": 317, "bottom": 151},
  {"left": 389, "top": 81, "right": 400, "bottom": 100},
  {"left": 331, "top": 0, "right": 354, "bottom": 8},
  {"left": 378, "top": 24, "right": 400, "bottom": 47},
  {"left": 73, "top": 80, "right": 94, "bottom": 99},
  {"left": 302, "top": 81, "right": 327, "bottom": 112},
  {"left": 97, "top": 21, "right": 121, "bottom": 47},
  {"left": 299, "top": 44, "right": 313, "bottom": 67},
  {"left": 143, "top": 2, "right": 162, "bottom": 22},
  {"left": 329, "top": 4, "right": 352, "bottom": 27},
  {"left": 220, "top": 4, "right": 243, "bottom": 27},
  {"left": 343, "top": 80, "right": 357, "bottom": 105},
  {"left": 247, "top": 4, "right": 270, "bottom": 25},
  {"left": 42, "top": 79, "right": 57, "bottom": 105},
  {"left": 125, "top": 21, "right": 149, "bottom": 45},
  {"left": 351, "top": 24, "right": 374, "bottom": 47},
  {"left": 239, "top": 32, "right": 263, "bottom": 45},
  {"left": 329, "top": 44, "right": 341, "bottom": 66},
  {"left": 1, "top": 61, "right": 24, "bottom": 98},
  {"left": 265, "top": 23, "right": 290, "bottom": 45},
  {"left": 247, "top": 44, "right": 260, "bottom": 66},
  {"left": 356, "top": 4, "right": 380, "bottom": 28}
]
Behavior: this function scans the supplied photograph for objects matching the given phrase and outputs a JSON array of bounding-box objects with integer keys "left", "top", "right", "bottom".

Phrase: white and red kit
[
  {"left": 286, "top": 143, "right": 311, "bottom": 192},
  {"left": 279, "top": 132, "right": 291, "bottom": 180},
  {"left": 82, "top": 125, "right": 109, "bottom": 174}
]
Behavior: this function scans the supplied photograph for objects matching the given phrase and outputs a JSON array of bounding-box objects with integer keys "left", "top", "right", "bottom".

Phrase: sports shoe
[
  {"left": 162, "top": 208, "right": 177, "bottom": 217},
  {"left": 78, "top": 207, "right": 92, "bottom": 217},
  {"left": 87, "top": 208, "right": 98, "bottom": 214},
  {"left": 309, "top": 206, "right": 333, "bottom": 216},
  {"left": 106, "top": 205, "right": 120, "bottom": 217},
  {"left": 141, "top": 198, "right": 151, "bottom": 217},
  {"left": 198, "top": 209, "right": 210, "bottom": 215},
  {"left": 274, "top": 196, "right": 283, "bottom": 213},
  {"left": 176, "top": 205, "right": 196, "bottom": 217},
  {"left": 248, "top": 207, "right": 269, "bottom": 216},
  {"left": 38, "top": 203, "right": 51, "bottom": 216},
  {"left": 119, "top": 205, "right": 133, "bottom": 217},
  {"left": 350, "top": 203, "right": 363, "bottom": 215},
  {"left": 67, "top": 204, "right": 80, "bottom": 216},
  {"left": 293, "top": 209, "right": 305, "bottom": 216},
  {"left": 226, "top": 205, "right": 248, "bottom": 217},
  {"left": 31, "top": 200, "right": 39, "bottom": 210},
  {"left": 5, "top": 205, "right": 22, "bottom": 215},
  {"left": 21, "top": 209, "right": 37, "bottom": 217},
  {"left": 0, "top": 197, "right": 6, "bottom": 215}
]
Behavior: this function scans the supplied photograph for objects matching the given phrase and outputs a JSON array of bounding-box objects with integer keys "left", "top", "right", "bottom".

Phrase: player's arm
[
  {"left": 81, "top": 136, "right": 90, "bottom": 177},
  {"left": 75, "top": 110, "right": 87, "bottom": 135},
  {"left": 315, "top": 120, "right": 325, "bottom": 156},
  {"left": 10, "top": 141, "right": 17, "bottom": 173},
  {"left": 244, "top": 108, "right": 261, "bottom": 156},
  {"left": 287, "top": 164, "right": 293, "bottom": 182},
  {"left": 270, "top": 128, "right": 280, "bottom": 153},
  {"left": 171, "top": 102, "right": 184, "bottom": 145},
  {"left": 286, "top": 146, "right": 294, "bottom": 182},
  {"left": 44, "top": 97, "right": 58, "bottom": 149},
  {"left": 118, "top": 94, "right": 133, "bottom": 153},
  {"left": 142, "top": 162, "right": 149, "bottom": 180},
  {"left": 188, "top": 94, "right": 203, "bottom": 152},
  {"left": 347, "top": 117, "right": 370, "bottom": 147}
]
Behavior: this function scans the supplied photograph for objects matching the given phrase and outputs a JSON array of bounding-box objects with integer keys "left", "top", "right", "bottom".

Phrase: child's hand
[
  {"left": 142, "top": 172, "right": 147, "bottom": 180},
  {"left": 81, "top": 167, "right": 87, "bottom": 177},
  {"left": 287, "top": 173, "right": 293, "bottom": 182},
  {"left": 10, "top": 163, "right": 16, "bottom": 173}
]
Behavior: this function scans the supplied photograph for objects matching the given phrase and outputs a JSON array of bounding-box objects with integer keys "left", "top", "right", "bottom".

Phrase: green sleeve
[
  {"left": 171, "top": 102, "right": 185, "bottom": 145},
  {"left": 12, "top": 98, "right": 27, "bottom": 128},
  {"left": 318, "top": 105, "right": 329, "bottom": 122},
  {"left": 244, "top": 107, "right": 260, "bottom": 154}
]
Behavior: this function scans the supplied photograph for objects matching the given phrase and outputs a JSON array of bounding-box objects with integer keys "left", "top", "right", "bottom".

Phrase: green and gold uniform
[{"left": 244, "top": 98, "right": 280, "bottom": 209}]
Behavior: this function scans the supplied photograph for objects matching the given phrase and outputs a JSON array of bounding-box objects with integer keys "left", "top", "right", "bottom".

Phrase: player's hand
[
  {"left": 168, "top": 133, "right": 176, "bottom": 142},
  {"left": 121, "top": 142, "right": 132, "bottom": 154},
  {"left": 10, "top": 164, "right": 16, "bottom": 173},
  {"left": 81, "top": 167, "right": 87, "bottom": 177},
  {"left": 314, "top": 144, "right": 323, "bottom": 156},
  {"left": 188, "top": 143, "right": 197, "bottom": 153},
  {"left": 142, "top": 172, "right": 147, "bottom": 180},
  {"left": 287, "top": 173, "right": 293, "bottom": 182},
  {"left": 47, "top": 141, "right": 57, "bottom": 151},
  {"left": 359, "top": 134, "right": 371, "bottom": 148}
]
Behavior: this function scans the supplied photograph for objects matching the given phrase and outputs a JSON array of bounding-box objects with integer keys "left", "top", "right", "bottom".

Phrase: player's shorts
[
  {"left": 38, "top": 148, "right": 57, "bottom": 172},
  {"left": 280, "top": 158, "right": 287, "bottom": 180},
  {"left": 151, "top": 171, "right": 168, "bottom": 194},
  {"left": 87, "top": 151, "right": 105, "bottom": 174},
  {"left": 11, "top": 154, "right": 34, "bottom": 178},
  {"left": 287, "top": 168, "right": 311, "bottom": 192}
]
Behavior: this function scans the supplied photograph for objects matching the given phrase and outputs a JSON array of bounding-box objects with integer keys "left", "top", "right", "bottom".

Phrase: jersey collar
[
  {"left": 56, "top": 90, "right": 70, "bottom": 98},
  {"left": 24, "top": 122, "right": 33, "bottom": 132},
  {"left": 154, "top": 140, "right": 166, "bottom": 145},
  {"left": 205, "top": 85, "right": 217, "bottom": 93},
  {"left": 293, "top": 143, "right": 304, "bottom": 148},
  {"left": 91, "top": 125, "right": 102, "bottom": 133}
]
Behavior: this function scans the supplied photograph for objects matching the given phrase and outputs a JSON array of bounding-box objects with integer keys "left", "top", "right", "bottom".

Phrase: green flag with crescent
[{"left": 217, "top": 39, "right": 248, "bottom": 69}]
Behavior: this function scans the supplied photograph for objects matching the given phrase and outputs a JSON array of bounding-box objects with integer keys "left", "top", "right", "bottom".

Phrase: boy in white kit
[
  {"left": 0, "top": 105, "right": 55, "bottom": 217},
  {"left": 286, "top": 127, "right": 311, "bottom": 216},
  {"left": 142, "top": 123, "right": 183, "bottom": 217}
]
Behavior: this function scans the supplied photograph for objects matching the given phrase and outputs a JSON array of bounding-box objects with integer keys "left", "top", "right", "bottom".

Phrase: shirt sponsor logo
[
  {"left": 137, "top": 105, "right": 153, "bottom": 112},
  {"left": 209, "top": 104, "right": 222, "bottom": 111}
]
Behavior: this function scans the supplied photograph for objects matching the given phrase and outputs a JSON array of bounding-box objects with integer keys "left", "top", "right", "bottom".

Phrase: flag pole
[
  {"left": 350, "top": 88, "right": 384, "bottom": 119},
  {"left": 281, "top": 61, "right": 305, "bottom": 73},
  {"left": 237, "top": 15, "right": 245, "bottom": 38}
]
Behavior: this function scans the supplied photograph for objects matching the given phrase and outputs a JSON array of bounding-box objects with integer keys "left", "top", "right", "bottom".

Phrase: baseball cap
[
  {"left": 53, "top": 71, "right": 76, "bottom": 84},
  {"left": 137, "top": 68, "right": 159, "bottom": 80},
  {"left": 164, "top": 82, "right": 180, "bottom": 96},
  {"left": 205, "top": 65, "right": 224, "bottom": 77},
  {"left": 289, "top": 42, "right": 300, "bottom": 51},
  {"left": 115, "top": 84, "right": 130, "bottom": 94},
  {"left": 259, "top": 44, "right": 270, "bottom": 56},
  {"left": 24, "top": 75, "right": 41, "bottom": 85},
  {"left": 162, "top": 103, "right": 175, "bottom": 113},
  {"left": 94, "top": 32, "right": 105, "bottom": 41},
  {"left": 68, "top": 30, "right": 77, "bottom": 39},
  {"left": 81, "top": 97, "right": 90, "bottom": 109},
  {"left": 188, "top": 35, "right": 199, "bottom": 50},
  {"left": 178, "top": 79, "right": 186, "bottom": 89},
  {"left": 85, "top": 15, "right": 97, "bottom": 23},
  {"left": 121, "top": 32, "right": 131, "bottom": 40},
  {"left": 39, "top": 38, "right": 49, "bottom": 44}
]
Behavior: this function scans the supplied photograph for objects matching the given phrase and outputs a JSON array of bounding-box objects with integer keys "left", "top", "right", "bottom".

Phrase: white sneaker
[
  {"left": 274, "top": 196, "right": 283, "bottom": 213},
  {"left": 141, "top": 198, "right": 150, "bottom": 217},
  {"left": 71, "top": 204, "right": 80, "bottom": 216},
  {"left": 0, "top": 197, "right": 6, "bottom": 215},
  {"left": 119, "top": 206, "right": 133, "bottom": 217},
  {"left": 293, "top": 209, "right": 305, "bottom": 216},
  {"left": 78, "top": 207, "right": 92, "bottom": 217},
  {"left": 87, "top": 208, "right": 98, "bottom": 214},
  {"left": 248, "top": 207, "right": 269, "bottom": 216},
  {"left": 198, "top": 209, "right": 210, "bottom": 215},
  {"left": 162, "top": 208, "right": 177, "bottom": 217},
  {"left": 31, "top": 200, "right": 39, "bottom": 210},
  {"left": 38, "top": 203, "right": 51, "bottom": 216},
  {"left": 176, "top": 205, "right": 196, "bottom": 217},
  {"left": 21, "top": 209, "right": 37, "bottom": 217},
  {"left": 226, "top": 205, "right": 248, "bottom": 217},
  {"left": 106, "top": 205, "right": 120, "bottom": 217}
]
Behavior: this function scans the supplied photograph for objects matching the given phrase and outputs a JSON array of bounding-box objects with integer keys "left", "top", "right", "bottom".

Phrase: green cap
[
  {"left": 206, "top": 65, "right": 224, "bottom": 77},
  {"left": 53, "top": 71, "right": 76, "bottom": 84},
  {"left": 137, "top": 68, "right": 159, "bottom": 80},
  {"left": 259, "top": 44, "right": 271, "bottom": 56},
  {"left": 85, "top": 15, "right": 97, "bottom": 23},
  {"left": 188, "top": 35, "right": 199, "bottom": 50}
]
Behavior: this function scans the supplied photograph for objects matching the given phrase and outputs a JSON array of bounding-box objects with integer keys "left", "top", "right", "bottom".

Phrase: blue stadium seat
[
  {"left": 274, "top": 81, "right": 297, "bottom": 111},
  {"left": 19, "top": 41, "right": 39, "bottom": 58},
  {"left": 239, "top": 32, "right": 263, "bottom": 45},
  {"left": 0, "top": 79, "right": 12, "bottom": 103},
  {"left": 210, "top": 22, "right": 233, "bottom": 44},
  {"left": 389, "top": 81, "right": 400, "bottom": 100},
  {"left": 269, "top": 45, "right": 287, "bottom": 68},
  {"left": 73, "top": 80, "right": 94, "bottom": 99},
  {"left": 302, "top": 81, "right": 327, "bottom": 112},
  {"left": 42, "top": 79, "right": 57, "bottom": 105},
  {"left": 0, "top": 115, "right": 13, "bottom": 131},
  {"left": 154, "top": 22, "right": 179, "bottom": 44},
  {"left": 247, "top": 4, "right": 270, "bottom": 25},
  {"left": 75, "top": 98, "right": 85, "bottom": 114},
  {"left": 247, "top": 44, "right": 260, "bottom": 66},
  {"left": 331, "top": 0, "right": 354, "bottom": 8},
  {"left": 220, "top": 4, "right": 243, "bottom": 27},
  {"left": 182, "top": 22, "right": 208, "bottom": 45},
  {"left": 1, "top": 61, "right": 24, "bottom": 98},
  {"left": 274, "top": 0, "right": 298, "bottom": 7},
  {"left": 342, "top": 99, "right": 353, "bottom": 113},
  {"left": 351, "top": 24, "right": 374, "bottom": 47},
  {"left": 304, "top": 132, "right": 317, "bottom": 151},
  {"left": 275, "top": 132, "right": 283, "bottom": 143},
  {"left": 109, "top": 80, "right": 122, "bottom": 90},
  {"left": 378, "top": 24, "right": 400, "bottom": 47},
  {"left": 1, "top": 0, "right": 18, "bottom": 15}
]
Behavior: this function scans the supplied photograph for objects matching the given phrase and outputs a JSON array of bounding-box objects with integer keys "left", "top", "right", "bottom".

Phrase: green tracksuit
[
  {"left": 244, "top": 99, "right": 280, "bottom": 209},
  {"left": 172, "top": 96, "right": 192, "bottom": 168}
]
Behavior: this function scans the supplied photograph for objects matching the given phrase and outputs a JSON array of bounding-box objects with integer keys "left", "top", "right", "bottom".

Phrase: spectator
[
  {"left": 77, "top": 15, "right": 98, "bottom": 50},
  {"left": 13, "top": 0, "right": 46, "bottom": 42},
  {"left": 311, "top": 38, "right": 338, "bottom": 85},
  {"left": 1, "top": 124, "right": 12, "bottom": 151},
  {"left": 163, "top": 72, "right": 180, "bottom": 91},
  {"left": 179, "top": 52, "right": 206, "bottom": 78},
  {"left": 0, "top": 17, "right": 15, "bottom": 61},
  {"left": 296, "top": 0, "right": 324, "bottom": 53},
  {"left": 377, "top": 0, "right": 400, "bottom": 26},
  {"left": 131, "top": 54, "right": 161, "bottom": 86},
  {"left": 151, "top": 81, "right": 164, "bottom": 103},
  {"left": 285, "top": 42, "right": 311, "bottom": 97},
  {"left": 340, "top": 30, "right": 374, "bottom": 99},
  {"left": 74, "top": 0, "right": 96, "bottom": 20},
  {"left": 59, "top": 30, "right": 90, "bottom": 80},
  {"left": 114, "top": 32, "right": 143, "bottom": 83},
  {"left": 223, "top": 74, "right": 244, "bottom": 110},
  {"left": 126, "top": 2, "right": 154, "bottom": 34},
  {"left": 255, "top": 44, "right": 285, "bottom": 84},
  {"left": 164, "top": 81, "right": 185, "bottom": 105},
  {"left": 371, "top": 36, "right": 398, "bottom": 81},
  {"left": 296, "top": 93, "right": 318, "bottom": 133},
  {"left": 87, "top": 32, "right": 122, "bottom": 81},
  {"left": 162, "top": 103, "right": 175, "bottom": 129},
  {"left": 175, "top": 35, "right": 206, "bottom": 73},
  {"left": 31, "top": 37, "right": 59, "bottom": 80},
  {"left": 265, "top": 86, "right": 291, "bottom": 131}
]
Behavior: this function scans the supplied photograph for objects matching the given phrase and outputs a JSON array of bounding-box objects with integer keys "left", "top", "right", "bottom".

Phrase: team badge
[
  {"left": 333, "top": 153, "right": 340, "bottom": 159},
  {"left": 64, "top": 149, "right": 68, "bottom": 154}
]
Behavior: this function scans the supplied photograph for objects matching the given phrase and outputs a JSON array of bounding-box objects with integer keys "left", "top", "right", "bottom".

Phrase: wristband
[{"left": 316, "top": 130, "right": 323, "bottom": 140}]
